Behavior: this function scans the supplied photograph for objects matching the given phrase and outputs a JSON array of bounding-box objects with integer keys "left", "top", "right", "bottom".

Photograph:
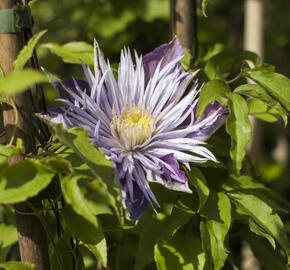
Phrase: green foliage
[
  {"left": 14, "top": 30, "right": 47, "bottom": 71},
  {"left": 201, "top": 0, "right": 210, "bottom": 17},
  {"left": 244, "top": 66, "right": 290, "bottom": 111},
  {"left": 226, "top": 93, "right": 252, "bottom": 175},
  {"left": 0, "top": 70, "right": 48, "bottom": 96},
  {"left": 0, "top": 160, "right": 55, "bottom": 204},
  {"left": 0, "top": 262, "right": 36, "bottom": 270},
  {"left": 42, "top": 42, "right": 94, "bottom": 66},
  {"left": 50, "top": 126, "right": 114, "bottom": 182},
  {"left": 187, "top": 167, "right": 209, "bottom": 211},
  {"left": 154, "top": 233, "right": 205, "bottom": 270},
  {"left": 196, "top": 79, "right": 230, "bottom": 118},
  {"left": 200, "top": 192, "right": 231, "bottom": 270}
]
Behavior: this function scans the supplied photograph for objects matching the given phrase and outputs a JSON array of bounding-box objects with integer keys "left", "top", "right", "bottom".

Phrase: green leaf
[
  {"left": 225, "top": 93, "right": 252, "bottom": 175},
  {"left": 249, "top": 218, "right": 276, "bottom": 249},
  {"left": 42, "top": 42, "right": 94, "bottom": 65},
  {"left": 0, "top": 70, "right": 49, "bottom": 96},
  {"left": 234, "top": 84, "right": 287, "bottom": 125},
  {"left": 200, "top": 192, "right": 231, "bottom": 270},
  {"left": 0, "top": 262, "right": 36, "bottom": 270},
  {"left": 62, "top": 206, "right": 107, "bottom": 267},
  {"left": 0, "top": 224, "right": 17, "bottom": 248},
  {"left": 0, "top": 160, "right": 55, "bottom": 204},
  {"left": 14, "top": 30, "right": 47, "bottom": 70},
  {"left": 154, "top": 233, "right": 205, "bottom": 270},
  {"left": 52, "top": 127, "right": 114, "bottom": 182},
  {"left": 187, "top": 167, "right": 209, "bottom": 211},
  {"left": 245, "top": 67, "right": 290, "bottom": 111},
  {"left": 228, "top": 192, "right": 289, "bottom": 251},
  {"left": 242, "top": 232, "right": 288, "bottom": 270},
  {"left": 0, "top": 145, "right": 14, "bottom": 169},
  {"left": 202, "top": 0, "right": 210, "bottom": 17},
  {"left": 196, "top": 79, "right": 230, "bottom": 118},
  {"left": 61, "top": 175, "right": 96, "bottom": 224},
  {"left": 134, "top": 209, "right": 192, "bottom": 270},
  {"left": 247, "top": 98, "right": 282, "bottom": 123}
]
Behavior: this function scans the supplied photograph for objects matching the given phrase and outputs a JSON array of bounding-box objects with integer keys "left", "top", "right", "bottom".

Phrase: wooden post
[
  {"left": 170, "top": 0, "right": 198, "bottom": 59},
  {"left": 0, "top": 1, "right": 50, "bottom": 269},
  {"left": 244, "top": 0, "right": 264, "bottom": 164}
]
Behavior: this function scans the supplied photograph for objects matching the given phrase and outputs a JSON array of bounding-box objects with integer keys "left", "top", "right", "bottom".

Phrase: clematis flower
[{"left": 39, "top": 39, "right": 226, "bottom": 219}]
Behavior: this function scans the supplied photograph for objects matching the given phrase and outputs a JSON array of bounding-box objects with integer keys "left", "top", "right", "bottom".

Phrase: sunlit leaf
[
  {"left": 228, "top": 191, "right": 289, "bottom": 251},
  {"left": 200, "top": 192, "right": 231, "bottom": 270},
  {"left": 196, "top": 79, "right": 230, "bottom": 118},
  {"left": 0, "top": 70, "right": 48, "bottom": 96},
  {"left": 226, "top": 93, "right": 252, "bottom": 175},
  {"left": 42, "top": 42, "right": 94, "bottom": 65},
  {"left": 0, "top": 262, "right": 36, "bottom": 270},
  {"left": 0, "top": 160, "right": 55, "bottom": 204},
  {"left": 154, "top": 233, "right": 205, "bottom": 270},
  {"left": 14, "top": 30, "right": 47, "bottom": 70},
  {"left": 245, "top": 67, "right": 290, "bottom": 111},
  {"left": 234, "top": 83, "right": 287, "bottom": 125},
  {"left": 52, "top": 126, "right": 114, "bottom": 182},
  {"left": 0, "top": 224, "right": 17, "bottom": 248},
  {"left": 202, "top": 0, "right": 210, "bottom": 17}
]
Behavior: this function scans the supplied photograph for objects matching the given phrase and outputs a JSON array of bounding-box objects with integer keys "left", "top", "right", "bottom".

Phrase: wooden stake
[
  {"left": 0, "top": 1, "right": 50, "bottom": 269},
  {"left": 170, "top": 0, "right": 198, "bottom": 60}
]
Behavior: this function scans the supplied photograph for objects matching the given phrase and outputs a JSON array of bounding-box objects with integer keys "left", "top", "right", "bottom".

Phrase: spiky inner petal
[{"left": 112, "top": 107, "right": 156, "bottom": 150}]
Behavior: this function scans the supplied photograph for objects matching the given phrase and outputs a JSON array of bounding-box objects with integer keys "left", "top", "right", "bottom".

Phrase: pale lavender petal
[
  {"left": 188, "top": 102, "right": 228, "bottom": 141},
  {"left": 143, "top": 38, "right": 184, "bottom": 84}
]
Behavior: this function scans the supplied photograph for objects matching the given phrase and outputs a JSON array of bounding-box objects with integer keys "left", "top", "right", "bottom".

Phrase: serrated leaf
[
  {"left": 14, "top": 30, "right": 47, "bottom": 70},
  {"left": 0, "top": 70, "right": 49, "bottom": 96},
  {"left": 245, "top": 68, "right": 290, "bottom": 111},
  {"left": 62, "top": 206, "right": 107, "bottom": 267},
  {"left": 0, "top": 160, "right": 55, "bottom": 204},
  {"left": 188, "top": 167, "right": 209, "bottom": 211},
  {"left": 234, "top": 84, "right": 287, "bottom": 125},
  {"left": 0, "top": 262, "right": 36, "bottom": 270},
  {"left": 200, "top": 192, "right": 231, "bottom": 270},
  {"left": 196, "top": 79, "right": 230, "bottom": 118},
  {"left": 228, "top": 192, "right": 289, "bottom": 251},
  {"left": 225, "top": 93, "right": 252, "bottom": 175},
  {"left": 42, "top": 42, "right": 94, "bottom": 65},
  {"left": 154, "top": 233, "right": 205, "bottom": 270}
]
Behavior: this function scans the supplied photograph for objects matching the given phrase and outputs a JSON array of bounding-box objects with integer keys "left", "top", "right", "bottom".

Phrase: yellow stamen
[{"left": 112, "top": 107, "right": 156, "bottom": 150}]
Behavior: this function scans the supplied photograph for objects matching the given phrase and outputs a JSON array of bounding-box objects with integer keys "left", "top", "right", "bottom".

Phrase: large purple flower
[{"left": 39, "top": 39, "right": 226, "bottom": 219}]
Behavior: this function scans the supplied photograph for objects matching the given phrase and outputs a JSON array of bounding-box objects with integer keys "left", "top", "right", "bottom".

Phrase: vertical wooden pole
[
  {"left": 0, "top": 1, "right": 50, "bottom": 269},
  {"left": 243, "top": 1, "right": 263, "bottom": 270},
  {"left": 170, "top": 0, "right": 197, "bottom": 59},
  {"left": 244, "top": 0, "right": 264, "bottom": 164}
]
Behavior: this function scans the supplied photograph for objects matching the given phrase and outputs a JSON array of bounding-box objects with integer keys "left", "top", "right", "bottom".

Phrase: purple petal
[
  {"left": 143, "top": 38, "right": 184, "bottom": 83},
  {"left": 54, "top": 79, "right": 90, "bottom": 101},
  {"left": 121, "top": 179, "right": 148, "bottom": 220},
  {"left": 160, "top": 153, "right": 187, "bottom": 183},
  {"left": 189, "top": 102, "right": 228, "bottom": 141}
]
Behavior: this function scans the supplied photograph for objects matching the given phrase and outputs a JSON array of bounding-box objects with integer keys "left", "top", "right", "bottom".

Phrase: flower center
[{"left": 112, "top": 107, "right": 156, "bottom": 150}]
